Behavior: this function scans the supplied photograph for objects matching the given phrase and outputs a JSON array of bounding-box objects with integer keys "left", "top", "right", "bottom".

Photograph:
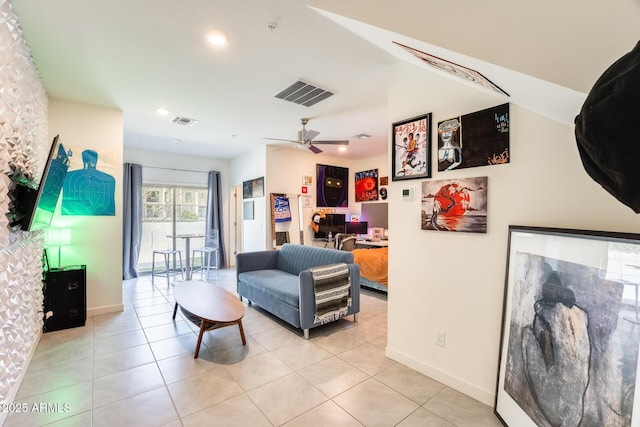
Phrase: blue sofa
[{"left": 236, "top": 243, "right": 360, "bottom": 338}]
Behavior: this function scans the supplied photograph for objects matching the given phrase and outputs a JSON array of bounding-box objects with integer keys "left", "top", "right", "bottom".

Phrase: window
[{"left": 137, "top": 185, "right": 208, "bottom": 273}]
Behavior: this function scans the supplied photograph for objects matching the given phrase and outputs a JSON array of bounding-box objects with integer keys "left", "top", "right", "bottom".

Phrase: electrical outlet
[{"left": 436, "top": 332, "right": 446, "bottom": 347}]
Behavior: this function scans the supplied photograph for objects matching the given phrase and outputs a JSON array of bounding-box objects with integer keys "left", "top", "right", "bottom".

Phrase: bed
[{"left": 352, "top": 247, "right": 388, "bottom": 293}]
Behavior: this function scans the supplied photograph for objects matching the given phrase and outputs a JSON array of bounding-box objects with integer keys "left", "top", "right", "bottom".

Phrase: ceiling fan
[{"left": 265, "top": 118, "right": 349, "bottom": 154}]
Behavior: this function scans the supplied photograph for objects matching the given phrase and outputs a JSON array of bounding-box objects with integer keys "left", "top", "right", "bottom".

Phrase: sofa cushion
[
  {"left": 238, "top": 269, "right": 300, "bottom": 308},
  {"left": 276, "top": 243, "right": 354, "bottom": 275}
]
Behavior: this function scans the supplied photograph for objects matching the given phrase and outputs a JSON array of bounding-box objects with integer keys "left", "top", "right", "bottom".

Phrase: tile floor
[{"left": 5, "top": 269, "right": 501, "bottom": 426}]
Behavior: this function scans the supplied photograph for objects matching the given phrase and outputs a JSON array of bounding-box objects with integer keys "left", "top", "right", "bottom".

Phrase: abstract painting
[{"left": 421, "top": 177, "right": 487, "bottom": 233}]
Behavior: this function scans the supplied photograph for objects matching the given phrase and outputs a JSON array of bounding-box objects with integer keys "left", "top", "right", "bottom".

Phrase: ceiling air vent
[
  {"left": 275, "top": 80, "right": 334, "bottom": 107},
  {"left": 171, "top": 116, "right": 199, "bottom": 126}
]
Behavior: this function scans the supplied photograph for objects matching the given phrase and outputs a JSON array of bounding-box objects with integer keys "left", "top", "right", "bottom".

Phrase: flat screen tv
[
  {"left": 345, "top": 221, "right": 368, "bottom": 236},
  {"left": 314, "top": 213, "right": 346, "bottom": 239},
  {"left": 9, "top": 135, "right": 69, "bottom": 231}
]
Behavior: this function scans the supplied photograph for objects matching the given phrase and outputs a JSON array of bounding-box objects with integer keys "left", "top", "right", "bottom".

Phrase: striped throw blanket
[{"left": 309, "top": 263, "right": 351, "bottom": 325}]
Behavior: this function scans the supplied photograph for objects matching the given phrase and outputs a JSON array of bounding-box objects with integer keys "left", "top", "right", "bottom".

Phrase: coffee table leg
[
  {"left": 237, "top": 319, "right": 246, "bottom": 345},
  {"left": 194, "top": 319, "right": 206, "bottom": 359},
  {"left": 172, "top": 303, "right": 179, "bottom": 320}
]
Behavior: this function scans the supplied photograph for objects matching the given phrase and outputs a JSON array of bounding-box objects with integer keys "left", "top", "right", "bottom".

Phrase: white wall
[
  {"left": 385, "top": 61, "right": 640, "bottom": 405},
  {"left": 231, "top": 146, "right": 267, "bottom": 252},
  {"left": 48, "top": 98, "right": 124, "bottom": 316}
]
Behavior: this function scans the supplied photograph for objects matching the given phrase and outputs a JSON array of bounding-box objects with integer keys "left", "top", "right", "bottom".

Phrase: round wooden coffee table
[{"left": 172, "top": 280, "right": 246, "bottom": 358}]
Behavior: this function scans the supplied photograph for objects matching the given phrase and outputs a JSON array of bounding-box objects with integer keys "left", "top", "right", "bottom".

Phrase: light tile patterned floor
[{"left": 5, "top": 269, "right": 501, "bottom": 426}]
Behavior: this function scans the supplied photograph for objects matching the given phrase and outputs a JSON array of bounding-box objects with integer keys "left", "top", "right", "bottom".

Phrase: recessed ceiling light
[
  {"left": 156, "top": 107, "right": 171, "bottom": 116},
  {"left": 338, "top": 146, "right": 347, "bottom": 152},
  {"left": 206, "top": 30, "right": 229, "bottom": 46}
]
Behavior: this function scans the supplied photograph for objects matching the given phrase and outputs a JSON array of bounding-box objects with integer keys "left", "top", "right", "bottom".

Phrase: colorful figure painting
[
  {"left": 438, "top": 103, "right": 510, "bottom": 172},
  {"left": 392, "top": 114, "right": 431, "bottom": 181},
  {"left": 355, "top": 169, "right": 378, "bottom": 202},
  {"left": 62, "top": 148, "right": 116, "bottom": 216},
  {"left": 421, "top": 177, "right": 487, "bottom": 233}
]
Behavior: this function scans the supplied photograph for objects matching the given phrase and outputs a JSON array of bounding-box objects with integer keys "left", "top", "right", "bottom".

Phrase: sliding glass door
[{"left": 136, "top": 184, "right": 208, "bottom": 273}]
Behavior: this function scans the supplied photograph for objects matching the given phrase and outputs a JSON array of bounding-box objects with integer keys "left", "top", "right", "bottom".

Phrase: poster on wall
[
  {"left": 392, "top": 113, "right": 431, "bottom": 181},
  {"left": 61, "top": 147, "right": 116, "bottom": 216},
  {"left": 438, "top": 103, "right": 510, "bottom": 172},
  {"left": 496, "top": 226, "right": 640, "bottom": 427},
  {"left": 273, "top": 196, "right": 292, "bottom": 222},
  {"left": 394, "top": 41, "right": 509, "bottom": 97},
  {"left": 355, "top": 169, "right": 378, "bottom": 202},
  {"left": 316, "top": 164, "right": 348, "bottom": 207},
  {"left": 421, "top": 177, "right": 487, "bottom": 233}
]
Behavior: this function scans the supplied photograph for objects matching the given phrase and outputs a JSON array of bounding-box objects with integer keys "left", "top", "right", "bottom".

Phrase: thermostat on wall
[{"left": 402, "top": 188, "right": 413, "bottom": 201}]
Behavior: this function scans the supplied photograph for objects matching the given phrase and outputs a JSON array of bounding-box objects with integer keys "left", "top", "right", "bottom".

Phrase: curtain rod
[{"left": 143, "top": 165, "right": 210, "bottom": 174}]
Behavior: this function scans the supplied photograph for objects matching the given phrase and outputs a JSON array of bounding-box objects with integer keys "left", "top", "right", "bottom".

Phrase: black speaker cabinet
[{"left": 43, "top": 265, "right": 86, "bottom": 332}]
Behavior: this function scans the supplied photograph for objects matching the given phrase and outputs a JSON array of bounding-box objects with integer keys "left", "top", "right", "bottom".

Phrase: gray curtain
[
  {"left": 206, "top": 171, "right": 226, "bottom": 267},
  {"left": 123, "top": 163, "right": 143, "bottom": 279}
]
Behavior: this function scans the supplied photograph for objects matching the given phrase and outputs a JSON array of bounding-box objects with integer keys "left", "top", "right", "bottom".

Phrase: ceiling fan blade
[
  {"left": 301, "top": 129, "right": 320, "bottom": 142},
  {"left": 308, "top": 144, "right": 323, "bottom": 154},
  {"left": 264, "top": 137, "right": 297, "bottom": 143},
  {"left": 311, "top": 140, "right": 350, "bottom": 145}
]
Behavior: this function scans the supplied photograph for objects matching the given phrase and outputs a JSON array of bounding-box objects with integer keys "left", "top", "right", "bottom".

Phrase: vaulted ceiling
[{"left": 11, "top": 0, "right": 640, "bottom": 159}]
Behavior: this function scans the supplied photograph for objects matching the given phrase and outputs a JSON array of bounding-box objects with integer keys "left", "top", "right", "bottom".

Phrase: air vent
[
  {"left": 275, "top": 80, "right": 334, "bottom": 107},
  {"left": 171, "top": 116, "right": 199, "bottom": 126}
]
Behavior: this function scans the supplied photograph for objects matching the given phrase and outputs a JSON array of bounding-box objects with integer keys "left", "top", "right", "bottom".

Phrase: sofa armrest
[
  {"left": 236, "top": 250, "right": 279, "bottom": 279},
  {"left": 299, "top": 263, "right": 360, "bottom": 331}
]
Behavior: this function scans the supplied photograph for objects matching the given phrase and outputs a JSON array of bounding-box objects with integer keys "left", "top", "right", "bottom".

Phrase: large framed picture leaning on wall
[{"left": 496, "top": 225, "right": 640, "bottom": 426}]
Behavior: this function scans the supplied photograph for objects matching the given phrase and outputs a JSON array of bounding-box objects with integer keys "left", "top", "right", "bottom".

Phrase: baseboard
[
  {"left": 88, "top": 304, "right": 125, "bottom": 317},
  {"left": 385, "top": 346, "right": 495, "bottom": 407},
  {"left": 0, "top": 329, "right": 43, "bottom": 425}
]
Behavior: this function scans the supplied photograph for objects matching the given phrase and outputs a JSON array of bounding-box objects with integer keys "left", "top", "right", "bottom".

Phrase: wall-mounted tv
[
  {"left": 314, "top": 213, "right": 346, "bottom": 239},
  {"left": 9, "top": 135, "right": 69, "bottom": 232}
]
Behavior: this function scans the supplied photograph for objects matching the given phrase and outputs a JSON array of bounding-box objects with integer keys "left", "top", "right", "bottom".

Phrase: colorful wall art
[
  {"left": 421, "top": 177, "right": 487, "bottom": 233},
  {"left": 61, "top": 147, "right": 116, "bottom": 216},
  {"left": 316, "top": 164, "right": 348, "bottom": 207},
  {"left": 355, "top": 169, "right": 379, "bottom": 202},
  {"left": 392, "top": 114, "right": 432, "bottom": 181},
  {"left": 438, "top": 103, "right": 510, "bottom": 172}
]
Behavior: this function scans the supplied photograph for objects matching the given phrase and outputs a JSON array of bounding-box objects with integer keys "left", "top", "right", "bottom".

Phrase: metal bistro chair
[
  {"left": 192, "top": 229, "right": 219, "bottom": 280},
  {"left": 151, "top": 231, "right": 184, "bottom": 285}
]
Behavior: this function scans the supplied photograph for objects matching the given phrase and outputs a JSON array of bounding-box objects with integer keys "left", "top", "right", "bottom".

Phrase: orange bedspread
[{"left": 352, "top": 247, "right": 388, "bottom": 287}]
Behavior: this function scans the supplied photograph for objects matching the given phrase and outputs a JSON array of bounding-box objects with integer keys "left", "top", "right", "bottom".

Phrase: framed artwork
[
  {"left": 316, "top": 164, "right": 348, "bottom": 207},
  {"left": 421, "top": 177, "right": 487, "bottom": 233},
  {"left": 392, "top": 113, "right": 432, "bottom": 181},
  {"left": 355, "top": 169, "right": 378, "bottom": 202},
  {"left": 242, "top": 176, "right": 264, "bottom": 199},
  {"left": 394, "top": 41, "right": 509, "bottom": 97},
  {"left": 438, "top": 103, "right": 510, "bottom": 172},
  {"left": 496, "top": 225, "right": 640, "bottom": 427}
]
